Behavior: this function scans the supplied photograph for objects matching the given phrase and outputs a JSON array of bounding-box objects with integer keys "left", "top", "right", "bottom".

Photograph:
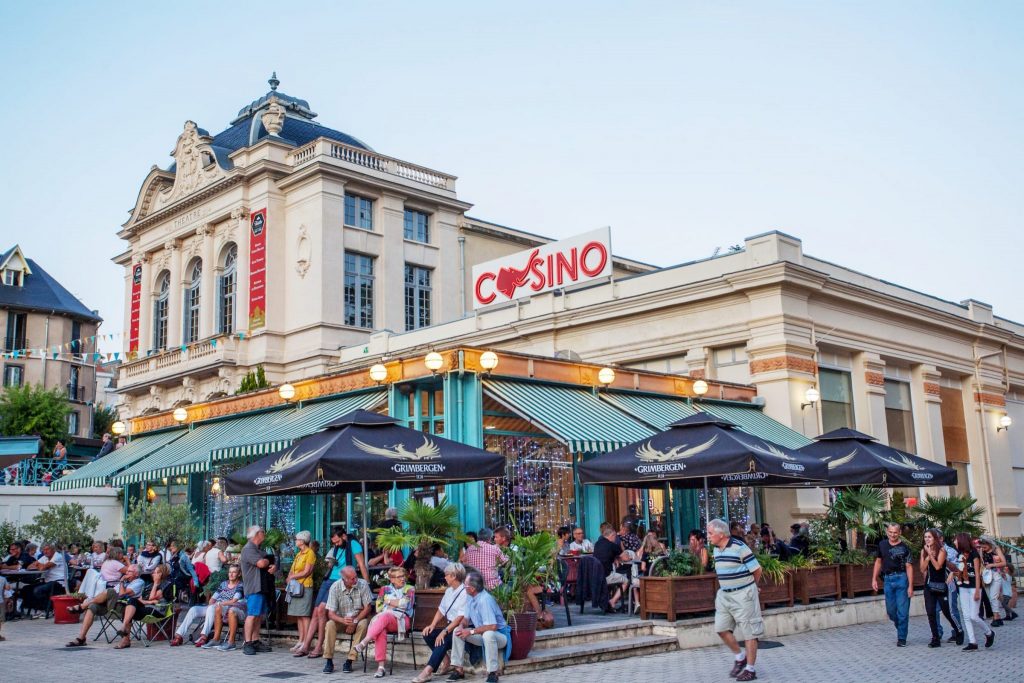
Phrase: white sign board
[{"left": 472, "top": 227, "right": 612, "bottom": 310}]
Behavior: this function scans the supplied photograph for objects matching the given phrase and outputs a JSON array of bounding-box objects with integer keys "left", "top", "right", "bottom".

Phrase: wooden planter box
[
  {"left": 639, "top": 574, "right": 718, "bottom": 621},
  {"left": 792, "top": 565, "right": 842, "bottom": 605},
  {"left": 840, "top": 563, "right": 876, "bottom": 599},
  {"left": 413, "top": 588, "right": 446, "bottom": 631},
  {"left": 758, "top": 573, "right": 794, "bottom": 608}
]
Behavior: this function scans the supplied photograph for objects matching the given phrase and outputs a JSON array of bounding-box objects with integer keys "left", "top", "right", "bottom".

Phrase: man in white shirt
[
  {"left": 25, "top": 543, "right": 67, "bottom": 614},
  {"left": 567, "top": 527, "right": 594, "bottom": 554},
  {"left": 65, "top": 565, "right": 145, "bottom": 647}
]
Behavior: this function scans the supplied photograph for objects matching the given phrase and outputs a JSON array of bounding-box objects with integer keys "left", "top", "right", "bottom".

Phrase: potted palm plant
[
  {"left": 826, "top": 486, "right": 886, "bottom": 598},
  {"left": 491, "top": 530, "right": 558, "bottom": 660}
]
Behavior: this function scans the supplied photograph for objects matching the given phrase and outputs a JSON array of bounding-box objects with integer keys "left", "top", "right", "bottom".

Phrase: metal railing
[{"left": 1, "top": 457, "right": 87, "bottom": 487}]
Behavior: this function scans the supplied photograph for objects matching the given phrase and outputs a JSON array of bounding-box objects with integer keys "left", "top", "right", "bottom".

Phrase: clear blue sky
[{"left": 1, "top": 1, "right": 1021, "bottom": 347}]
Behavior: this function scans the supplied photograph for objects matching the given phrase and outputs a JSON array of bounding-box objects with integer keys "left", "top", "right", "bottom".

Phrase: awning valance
[
  {"left": 0, "top": 436, "right": 42, "bottom": 468},
  {"left": 483, "top": 380, "right": 654, "bottom": 453},
  {"left": 210, "top": 391, "right": 387, "bottom": 464},
  {"left": 51, "top": 430, "right": 185, "bottom": 491}
]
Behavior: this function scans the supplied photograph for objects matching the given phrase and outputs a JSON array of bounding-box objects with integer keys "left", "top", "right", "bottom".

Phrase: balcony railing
[
  {"left": 119, "top": 337, "right": 237, "bottom": 388},
  {"left": 2, "top": 337, "right": 28, "bottom": 353},
  {"left": 67, "top": 384, "right": 86, "bottom": 402},
  {"left": 1, "top": 457, "right": 87, "bottom": 487},
  {"left": 287, "top": 139, "right": 458, "bottom": 192}
]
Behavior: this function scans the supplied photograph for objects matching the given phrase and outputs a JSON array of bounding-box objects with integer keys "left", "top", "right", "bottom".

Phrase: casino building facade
[{"left": 61, "top": 76, "right": 1024, "bottom": 541}]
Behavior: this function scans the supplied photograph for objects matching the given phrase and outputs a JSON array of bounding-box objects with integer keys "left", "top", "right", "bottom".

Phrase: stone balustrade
[{"left": 288, "top": 138, "right": 457, "bottom": 192}]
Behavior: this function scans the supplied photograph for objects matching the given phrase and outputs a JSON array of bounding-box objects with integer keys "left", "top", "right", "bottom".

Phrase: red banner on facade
[
  {"left": 128, "top": 262, "right": 142, "bottom": 353},
  {"left": 248, "top": 209, "right": 267, "bottom": 330}
]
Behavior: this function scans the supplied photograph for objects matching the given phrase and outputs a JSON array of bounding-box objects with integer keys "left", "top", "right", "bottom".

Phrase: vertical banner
[
  {"left": 248, "top": 208, "right": 267, "bottom": 330},
  {"left": 128, "top": 263, "right": 142, "bottom": 353}
]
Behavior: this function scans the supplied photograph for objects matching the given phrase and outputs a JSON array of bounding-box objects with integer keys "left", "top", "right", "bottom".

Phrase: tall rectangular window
[
  {"left": 4, "top": 312, "right": 27, "bottom": 351},
  {"left": 404, "top": 265, "right": 432, "bottom": 331},
  {"left": 3, "top": 364, "right": 23, "bottom": 387},
  {"left": 403, "top": 209, "right": 430, "bottom": 243},
  {"left": 344, "top": 194, "right": 374, "bottom": 230},
  {"left": 819, "top": 368, "right": 855, "bottom": 432},
  {"left": 884, "top": 379, "right": 916, "bottom": 452},
  {"left": 344, "top": 252, "right": 374, "bottom": 328},
  {"left": 69, "top": 365, "right": 81, "bottom": 401},
  {"left": 67, "top": 411, "right": 79, "bottom": 436}
]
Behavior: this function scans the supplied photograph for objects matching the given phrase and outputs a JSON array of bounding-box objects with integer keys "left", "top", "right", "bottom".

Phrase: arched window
[
  {"left": 218, "top": 244, "right": 237, "bottom": 335},
  {"left": 183, "top": 260, "right": 202, "bottom": 344},
  {"left": 153, "top": 271, "right": 170, "bottom": 351}
]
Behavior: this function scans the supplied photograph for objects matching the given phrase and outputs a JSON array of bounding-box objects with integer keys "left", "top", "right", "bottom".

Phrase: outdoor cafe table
[{"left": 1, "top": 569, "right": 43, "bottom": 615}]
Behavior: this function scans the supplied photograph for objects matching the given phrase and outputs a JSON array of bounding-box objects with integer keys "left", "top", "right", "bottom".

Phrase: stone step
[
  {"left": 503, "top": 634, "right": 679, "bottom": 674},
  {"left": 530, "top": 619, "right": 656, "bottom": 650}
]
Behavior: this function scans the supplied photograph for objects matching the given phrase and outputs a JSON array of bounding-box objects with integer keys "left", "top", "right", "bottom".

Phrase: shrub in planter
[
  {"left": 755, "top": 553, "right": 793, "bottom": 607},
  {"left": 838, "top": 549, "right": 876, "bottom": 598},
  {"left": 639, "top": 549, "right": 718, "bottom": 620},
  {"left": 492, "top": 530, "right": 558, "bottom": 660}
]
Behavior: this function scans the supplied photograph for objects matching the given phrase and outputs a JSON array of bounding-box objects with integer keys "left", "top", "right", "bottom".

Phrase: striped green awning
[
  {"left": 51, "top": 429, "right": 186, "bottom": 491},
  {"left": 600, "top": 392, "right": 812, "bottom": 449},
  {"left": 483, "top": 380, "right": 654, "bottom": 453},
  {"left": 209, "top": 390, "right": 387, "bottom": 464},
  {"left": 111, "top": 410, "right": 288, "bottom": 486}
]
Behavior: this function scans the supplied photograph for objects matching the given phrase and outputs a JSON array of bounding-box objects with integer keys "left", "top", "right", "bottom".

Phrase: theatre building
[{"left": 61, "top": 76, "right": 1024, "bottom": 541}]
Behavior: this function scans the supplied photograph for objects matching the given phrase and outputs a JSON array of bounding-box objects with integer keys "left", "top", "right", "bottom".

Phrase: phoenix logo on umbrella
[
  {"left": 734, "top": 437, "right": 797, "bottom": 461},
  {"left": 634, "top": 436, "right": 718, "bottom": 463},
  {"left": 824, "top": 449, "right": 858, "bottom": 470},
  {"left": 352, "top": 436, "right": 441, "bottom": 461},
  {"left": 881, "top": 452, "right": 925, "bottom": 471},
  {"left": 265, "top": 442, "right": 330, "bottom": 474}
]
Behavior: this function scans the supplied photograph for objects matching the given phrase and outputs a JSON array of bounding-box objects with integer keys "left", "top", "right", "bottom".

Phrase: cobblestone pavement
[{"left": 0, "top": 614, "right": 1020, "bottom": 683}]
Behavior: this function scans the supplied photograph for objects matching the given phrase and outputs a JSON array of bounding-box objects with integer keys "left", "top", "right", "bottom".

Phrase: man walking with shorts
[
  {"left": 240, "top": 525, "right": 275, "bottom": 655},
  {"left": 708, "top": 518, "right": 763, "bottom": 681}
]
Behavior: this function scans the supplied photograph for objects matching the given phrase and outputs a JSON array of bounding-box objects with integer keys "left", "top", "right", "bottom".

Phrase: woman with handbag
[
  {"left": 978, "top": 537, "right": 1007, "bottom": 627},
  {"left": 287, "top": 531, "right": 317, "bottom": 654},
  {"left": 920, "top": 529, "right": 962, "bottom": 647},
  {"left": 411, "top": 563, "right": 468, "bottom": 683},
  {"left": 953, "top": 532, "right": 994, "bottom": 651}
]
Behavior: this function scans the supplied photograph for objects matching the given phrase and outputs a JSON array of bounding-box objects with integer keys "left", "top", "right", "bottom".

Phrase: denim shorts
[{"left": 246, "top": 593, "right": 266, "bottom": 616}]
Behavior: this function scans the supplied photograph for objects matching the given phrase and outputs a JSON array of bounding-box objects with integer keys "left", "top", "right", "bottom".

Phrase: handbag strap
[{"left": 442, "top": 587, "right": 464, "bottom": 618}]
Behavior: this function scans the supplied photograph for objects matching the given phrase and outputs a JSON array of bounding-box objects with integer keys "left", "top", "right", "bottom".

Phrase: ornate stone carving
[
  {"left": 296, "top": 224, "right": 311, "bottom": 277},
  {"left": 153, "top": 121, "right": 228, "bottom": 211},
  {"left": 164, "top": 240, "right": 179, "bottom": 253},
  {"left": 196, "top": 222, "right": 214, "bottom": 238},
  {"left": 261, "top": 97, "right": 286, "bottom": 136}
]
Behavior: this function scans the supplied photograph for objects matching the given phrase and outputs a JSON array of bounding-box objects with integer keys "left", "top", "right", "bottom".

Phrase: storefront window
[
  {"left": 697, "top": 485, "right": 760, "bottom": 529},
  {"left": 820, "top": 368, "right": 855, "bottom": 432},
  {"left": 484, "top": 435, "right": 574, "bottom": 535},
  {"left": 884, "top": 380, "right": 916, "bottom": 452}
]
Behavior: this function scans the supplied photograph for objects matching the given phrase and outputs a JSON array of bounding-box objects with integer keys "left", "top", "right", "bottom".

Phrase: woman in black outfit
[{"left": 920, "top": 528, "right": 962, "bottom": 647}]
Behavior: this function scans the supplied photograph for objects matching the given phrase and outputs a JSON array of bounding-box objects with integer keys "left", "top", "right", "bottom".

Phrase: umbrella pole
[
  {"left": 703, "top": 477, "right": 710, "bottom": 525},
  {"left": 361, "top": 481, "right": 369, "bottom": 568}
]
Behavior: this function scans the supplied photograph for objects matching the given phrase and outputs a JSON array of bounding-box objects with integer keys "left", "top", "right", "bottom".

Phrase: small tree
[
  {"left": 122, "top": 498, "right": 201, "bottom": 547},
  {"left": 0, "top": 384, "right": 70, "bottom": 452},
  {"left": 826, "top": 486, "right": 887, "bottom": 549},
  {"left": 92, "top": 403, "right": 118, "bottom": 438},
  {"left": 235, "top": 366, "right": 271, "bottom": 394},
  {"left": 0, "top": 520, "right": 21, "bottom": 550},
  {"left": 22, "top": 502, "right": 99, "bottom": 548},
  {"left": 372, "top": 500, "right": 465, "bottom": 590},
  {"left": 912, "top": 494, "right": 986, "bottom": 538}
]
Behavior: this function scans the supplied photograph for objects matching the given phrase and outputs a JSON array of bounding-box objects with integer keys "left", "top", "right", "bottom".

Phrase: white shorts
[{"left": 715, "top": 584, "right": 765, "bottom": 641}]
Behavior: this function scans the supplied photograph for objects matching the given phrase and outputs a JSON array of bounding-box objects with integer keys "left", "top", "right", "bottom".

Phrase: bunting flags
[{"left": 0, "top": 331, "right": 245, "bottom": 363}]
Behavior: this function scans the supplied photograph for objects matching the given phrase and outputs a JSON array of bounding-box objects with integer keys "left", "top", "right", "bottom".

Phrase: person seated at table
[
  {"left": 567, "top": 527, "right": 594, "bottom": 554},
  {"left": 25, "top": 543, "right": 40, "bottom": 561},
  {"left": 320, "top": 565, "right": 374, "bottom": 673},
  {"left": 174, "top": 564, "right": 244, "bottom": 647},
  {"left": 760, "top": 527, "right": 791, "bottom": 560},
  {"left": 368, "top": 540, "right": 404, "bottom": 568},
  {"left": 166, "top": 538, "right": 200, "bottom": 598},
  {"left": 430, "top": 543, "right": 452, "bottom": 575},
  {"left": 354, "top": 566, "right": 415, "bottom": 678},
  {"left": 114, "top": 564, "right": 173, "bottom": 649},
  {"left": 638, "top": 532, "right": 666, "bottom": 575},
  {"left": 192, "top": 540, "right": 212, "bottom": 564},
  {"left": 618, "top": 521, "right": 642, "bottom": 553},
  {"left": 448, "top": 570, "right": 511, "bottom": 683},
  {"left": 136, "top": 539, "right": 162, "bottom": 585},
  {"left": 85, "top": 541, "right": 107, "bottom": 570},
  {"left": 204, "top": 538, "right": 229, "bottom": 573},
  {"left": 689, "top": 530, "right": 711, "bottom": 573},
  {"left": 412, "top": 563, "right": 468, "bottom": 683},
  {"left": 555, "top": 526, "right": 572, "bottom": 556},
  {"left": 594, "top": 527, "right": 630, "bottom": 612},
  {"left": 3, "top": 541, "right": 29, "bottom": 567},
  {"left": 745, "top": 523, "right": 762, "bottom": 552},
  {"left": 65, "top": 564, "right": 145, "bottom": 647},
  {"left": 730, "top": 521, "right": 746, "bottom": 542},
  {"left": 23, "top": 543, "right": 67, "bottom": 613},
  {"left": 460, "top": 528, "right": 507, "bottom": 590},
  {"left": 124, "top": 543, "right": 138, "bottom": 564}
]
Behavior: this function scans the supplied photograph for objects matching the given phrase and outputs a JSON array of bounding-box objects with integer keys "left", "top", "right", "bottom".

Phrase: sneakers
[
  {"left": 253, "top": 640, "right": 273, "bottom": 652},
  {"left": 928, "top": 639, "right": 941, "bottom": 648},
  {"left": 243, "top": 641, "right": 257, "bottom": 656},
  {"left": 945, "top": 634, "right": 958, "bottom": 643},
  {"left": 486, "top": 674, "right": 500, "bottom": 683},
  {"left": 322, "top": 659, "right": 335, "bottom": 674},
  {"left": 736, "top": 670, "right": 758, "bottom": 682},
  {"left": 201, "top": 638, "right": 220, "bottom": 649},
  {"left": 955, "top": 630, "right": 964, "bottom": 646},
  {"left": 342, "top": 660, "right": 354, "bottom": 673},
  {"left": 446, "top": 672, "right": 466, "bottom": 681},
  {"left": 218, "top": 641, "right": 237, "bottom": 651},
  {"left": 962, "top": 643, "right": 978, "bottom": 651},
  {"left": 896, "top": 640, "right": 907, "bottom": 647},
  {"left": 985, "top": 631, "right": 995, "bottom": 648},
  {"left": 990, "top": 619, "right": 1003, "bottom": 627},
  {"left": 729, "top": 658, "right": 748, "bottom": 678}
]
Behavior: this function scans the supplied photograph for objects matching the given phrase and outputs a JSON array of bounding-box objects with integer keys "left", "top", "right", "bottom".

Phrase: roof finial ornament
[{"left": 268, "top": 71, "right": 280, "bottom": 91}]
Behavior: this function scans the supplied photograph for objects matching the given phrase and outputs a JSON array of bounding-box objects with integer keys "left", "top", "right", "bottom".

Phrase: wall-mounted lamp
[
  {"left": 146, "top": 487, "right": 157, "bottom": 503},
  {"left": 692, "top": 379, "right": 709, "bottom": 398},
  {"left": 278, "top": 383, "right": 296, "bottom": 402},
  {"left": 480, "top": 351, "right": 499, "bottom": 373},
  {"left": 801, "top": 387, "right": 820, "bottom": 411},
  {"left": 210, "top": 477, "right": 221, "bottom": 495},
  {"left": 172, "top": 407, "right": 188, "bottom": 424},
  {"left": 369, "top": 363, "right": 388, "bottom": 384},
  {"left": 997, "top": 415, "right": 1012, "bottom": 432},
  {"left": 111, "top": 421, "right": 126, "bottom": 436},
  {"left": 597, "top": 367, "right": 616, "bottom": 386},
  {"left": 424, "top": 352, "right": 444, "bottom": 374}
]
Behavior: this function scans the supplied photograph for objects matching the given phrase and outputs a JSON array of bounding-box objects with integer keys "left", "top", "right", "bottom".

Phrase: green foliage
[
  {"left": 123, "top": 498, "right": 200, "bottom": 547},
  {"left": 372, "top": 500, "right": 465, "bottom": 590},
  {"left": 652, "top": 549, "right": 700, "bottom": 577},
  {"left": 22, "top": 502, "right": 98, "bottom": 548},
  {"left": 755, "top": 552, "right": 787, "bottom": 585},
  {"left": 0, "top": 384, "right": 70, "bottom": 451},
  {"left": 782, "top": 553, "right": 811, "bottom": 569},
  {"left": 838, "top": 548, "right": 874, "bottom": 566},
  {"left": 827, "top": 486, "right": 887, "bottom": 549},
  {"left": 235, "top": 366, "right": 271, "bottom": 394},
  {"left": 493, "top": 530, "right": 558, "bottom": 618},
  {"left": 92, "top": 403, "right": 118, "bottom": 438},
  {"left": 911, "top": 495, "right": 986, "bottom": 538},
  {"left": 229, "top": 528, "right": 289, "bottom": 555},
  {"left": 0, "top": 520, "right": 20, "bottom": 550},
  {"left": 888, "top": 490, "right": 908, "bottom": 525},
  {"left": 807, "top": 518, "right": 841, "bottom": 566}
]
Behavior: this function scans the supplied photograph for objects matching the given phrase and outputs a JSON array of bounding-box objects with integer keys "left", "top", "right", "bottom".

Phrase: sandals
[
  {"left": 307, "top": 649, "right": 323, "bottom": 659},
  {"left": 374, "top": 667, "right": 387, "bottom": 678},
  {"left": 114, "top": 636, "right": 131, "bottom": 649},
  {"left": 66, "top": 637, "right": 86, "bottom": 647},
  {"left": 67, "top": 604, "right": 85, "bottom": 614},
  {"left": 292, "top": 649, "right": 309, "bottom": 657}
]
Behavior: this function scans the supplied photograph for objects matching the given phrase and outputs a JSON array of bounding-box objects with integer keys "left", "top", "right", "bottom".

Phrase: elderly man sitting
[
  {"left": 65, "top": 565, "right": 145, "bottom": 647},
  {"left": 321, "top": 565, "right": 374, "bottom": 674},
  {"left": 24, "top": 543, "right": 67, "bottom": 614},
  {"left": 447, "top": 571, "right": 511, "bottom": 683}
]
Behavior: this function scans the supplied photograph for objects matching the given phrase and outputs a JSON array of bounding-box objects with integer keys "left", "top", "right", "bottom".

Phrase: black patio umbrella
[
  {"left": 224, "top": 410, "right": 506, "bottom": 552},
  {"left": 577, "top": 412, "right": 828, "bottom": 521},
  {"left": 796, "top": 427, "right": 958, "bottom": 487}
]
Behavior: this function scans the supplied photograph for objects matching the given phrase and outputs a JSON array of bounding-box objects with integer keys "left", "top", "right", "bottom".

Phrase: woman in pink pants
[{"left": 355, "top": 566, "right": 415, "bottom": 678}]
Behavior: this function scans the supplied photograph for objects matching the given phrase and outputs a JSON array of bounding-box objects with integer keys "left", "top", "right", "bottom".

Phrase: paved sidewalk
[{"left": 0, "top": 614, "right": 1020, "bottom": 682}]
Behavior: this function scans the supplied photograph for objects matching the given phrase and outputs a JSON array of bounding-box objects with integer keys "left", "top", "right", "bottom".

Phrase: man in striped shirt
[{"left": 708, "top": 518, "right": 764, "bottom": 681}]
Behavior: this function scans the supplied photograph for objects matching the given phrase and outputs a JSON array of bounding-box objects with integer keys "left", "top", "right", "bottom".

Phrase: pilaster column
[
  {"left": 231, "top": 206, "right": 250, "bottom": 334},
  {"left": 165, "top": 240, "right": 182, "bottom": 346},
  {"left": 198, "top": 223, "right": 216, "bottom": 338},
  {"left": 685, "top": 347, "right": 708, "bottom": 379},
  {"left": 910, "top": 364, "right": 948, "bottom": 497},
  {"left": 851, "top": 352, "right": 888, "bottom": 442},
  {"left": 966, "top": 383, "right": 1020, "bottom": 536}
]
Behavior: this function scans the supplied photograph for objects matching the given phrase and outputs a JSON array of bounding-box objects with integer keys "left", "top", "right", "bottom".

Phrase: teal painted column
[
  {"left": 676, "top": 489, "right": 700, "bottom": 547},
  {"left": 388, "top": 383, "right": 412, "bottom": 512},
  {"left": 442, "top": 360, "right": 485, "bottom": 535},
  {"left": 582, "top": 480, "right": 605, "bottom": 541}
]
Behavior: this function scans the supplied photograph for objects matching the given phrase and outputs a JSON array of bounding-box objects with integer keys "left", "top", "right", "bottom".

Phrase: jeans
[
  {"left": 883, "top": 573, "right": 910, "bottom": 641},
  {"left": 957, "top": 586, "right": 992, "bottom": 645},
  {"left": 423, "top": 627, "right": 455, "bottom": 671},
  {"left": 451, "top": 630, "right": 508, "bottom": 674},
  {"left": 937, "top": 580, "right": 963, "bottom": 638}
]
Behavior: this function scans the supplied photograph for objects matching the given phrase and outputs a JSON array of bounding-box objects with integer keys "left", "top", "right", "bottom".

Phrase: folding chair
[
  {"left": 94, "top": 599, "right": 129, "bottom": 643},
  {"left": 137, "top": 586, "right": 177, "bottom": 647}
]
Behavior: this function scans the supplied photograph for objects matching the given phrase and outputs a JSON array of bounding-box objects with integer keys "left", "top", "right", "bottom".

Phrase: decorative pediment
[{"left": 152, "top": 121, "right": 228, "bottom": 212}]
